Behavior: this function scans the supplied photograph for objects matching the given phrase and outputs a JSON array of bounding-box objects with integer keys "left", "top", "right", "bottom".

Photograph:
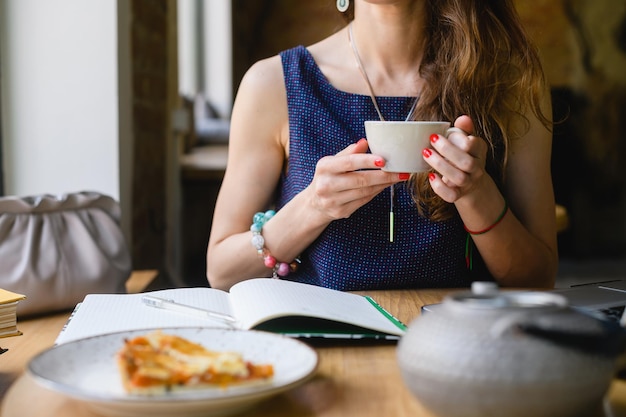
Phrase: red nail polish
[
  {"left": 374, "top": 158, "right": 385, "bottom": 167},
  {"left": 430, "top": 134, "right": 439, "bottom": 143},
  {"left": 399, "top": 173, "right": 410, "bottom": 180},
  {"left": 422, "top": 148, "right": 432, "bottom": 158},
  {"left": 428, "top": 173, "right": 436, "bottom": 181}
]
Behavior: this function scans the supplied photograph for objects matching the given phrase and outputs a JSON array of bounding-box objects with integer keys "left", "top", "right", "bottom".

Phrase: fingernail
[
  {"left": 428, "top": 173, "right": 436, "bottom": 181},
  {"left": 422, "top": 148, "right": 432, "bottom": 158},
  {"left": 430, "top": 134, "right": 439, "bottom": 143},
  {"left": 399, "top": 173, "right": 410, "bottom": 180},
  {"left": 357, "top": 138, "right": 367, "bottom": 145},
  {"left": 374, "top": 158, "right": 385, "bottom": 167}
]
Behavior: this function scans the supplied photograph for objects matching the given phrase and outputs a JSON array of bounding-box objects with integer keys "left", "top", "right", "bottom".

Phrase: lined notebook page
[
  {"left": 55, "top": 288, "right": 232, "bottom": 345},
  {"left": 229, "top": 278, "right": 405, "bottom": 335}
]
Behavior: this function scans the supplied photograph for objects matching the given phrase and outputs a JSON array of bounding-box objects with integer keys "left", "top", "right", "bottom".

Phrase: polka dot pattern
[{"left": 277, "top": 46, "right": 484, "bottom": 290}]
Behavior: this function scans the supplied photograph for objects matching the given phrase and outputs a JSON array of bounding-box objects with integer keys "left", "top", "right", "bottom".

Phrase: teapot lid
[{"left": 446, "top": 281, "right": 569, "bottom": 310}]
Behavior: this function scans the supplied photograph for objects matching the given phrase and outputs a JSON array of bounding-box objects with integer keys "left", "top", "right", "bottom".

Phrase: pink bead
[
  {"left": 276, "top": 262, "right": 290, "bottom": 277},
  {"left": 264, "top": 255, "right": 277, "bottom": 268}
]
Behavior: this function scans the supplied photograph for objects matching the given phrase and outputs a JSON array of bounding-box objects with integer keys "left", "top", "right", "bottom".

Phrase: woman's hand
[
  {"left": 423, "top": 115, "right": 491, "bottom": 202},
  {"left": 307, "top": 138, "right": 408, "bottom": 221}
]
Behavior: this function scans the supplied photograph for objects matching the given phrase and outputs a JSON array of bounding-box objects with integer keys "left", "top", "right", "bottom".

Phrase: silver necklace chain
[
  {"left": 348, "top": 22, "right": 420, "bottom": 242},
  {"left": 347, "top": 22, "right": 418, "bottom": 122}
]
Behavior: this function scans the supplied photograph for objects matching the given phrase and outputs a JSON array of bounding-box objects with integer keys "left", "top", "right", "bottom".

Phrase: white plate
[{"left": 27, "top": 327, "right": 318, "bottom": 417}]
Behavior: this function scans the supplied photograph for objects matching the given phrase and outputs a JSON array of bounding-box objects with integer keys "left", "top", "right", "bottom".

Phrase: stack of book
[{"left": 0, "top": 288, "right": 26, "bottom": 338}]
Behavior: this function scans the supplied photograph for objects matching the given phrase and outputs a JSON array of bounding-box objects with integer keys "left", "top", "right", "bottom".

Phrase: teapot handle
[{"left": 491, "top": 312, "right": 626, "bottom": 358}]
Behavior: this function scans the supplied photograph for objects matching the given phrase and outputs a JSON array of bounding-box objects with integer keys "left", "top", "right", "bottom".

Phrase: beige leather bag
[{"left": 0, "top": 191, "right": 131, "bottom": 316}]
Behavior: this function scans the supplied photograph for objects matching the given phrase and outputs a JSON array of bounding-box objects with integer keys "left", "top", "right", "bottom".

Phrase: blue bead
[
  {"left": 253, "top": 212, "right": 265, "bottom": 224},
  {"left": 264, "top": 210, "right": 276, "bottom": 221}
]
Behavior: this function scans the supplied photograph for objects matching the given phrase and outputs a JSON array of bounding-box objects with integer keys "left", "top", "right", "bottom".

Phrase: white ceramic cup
[{"left": 365, "top": 121, "right": 463, "bottom": 173}]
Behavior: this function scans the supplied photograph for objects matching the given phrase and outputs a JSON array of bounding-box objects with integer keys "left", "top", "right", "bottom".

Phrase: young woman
[{"left": 206, "top": 0, "right": 557, "bottom": 291}]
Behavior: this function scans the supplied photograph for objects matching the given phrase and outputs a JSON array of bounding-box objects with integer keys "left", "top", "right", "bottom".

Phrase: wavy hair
[{"left": 340, "top": 0, "right": 551, "bottom": 220}]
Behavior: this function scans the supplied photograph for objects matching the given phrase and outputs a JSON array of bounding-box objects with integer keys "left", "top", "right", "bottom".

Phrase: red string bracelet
[
  {"left": 464, "top": 201, "right": 508, "bottom": 269},
  {"left": 464, "top": 201, "right": 509, "bottom": 235}
]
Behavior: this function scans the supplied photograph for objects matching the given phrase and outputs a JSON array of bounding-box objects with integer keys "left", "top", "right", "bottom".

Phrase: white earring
[{"left": 337, "top": 0, "right": 349, "bottom": 13}]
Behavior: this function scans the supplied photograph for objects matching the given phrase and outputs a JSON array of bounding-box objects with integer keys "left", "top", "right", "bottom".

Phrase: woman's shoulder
[
  {"left": 245, "top": 45, "right": 311, "bottom": 76},
  {"left": 240, "top": 44, "right": 316, "bottom": 89},
  {"left": 231, "top": 54, "right": 288, "bottom": 135},
  {"left": 239, "top": 29, "right": 346, "bottom": 99},
  {"left": 241, "top": 54, "right": 285, "bottom": 92}
]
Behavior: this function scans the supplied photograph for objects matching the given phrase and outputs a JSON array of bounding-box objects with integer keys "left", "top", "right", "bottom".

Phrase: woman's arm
[
  {"left": 425, "top": 90, "right": 558, "bottom": 288},
  {"left": 205, "top": 56, "right": 289, "bottom": 290}
]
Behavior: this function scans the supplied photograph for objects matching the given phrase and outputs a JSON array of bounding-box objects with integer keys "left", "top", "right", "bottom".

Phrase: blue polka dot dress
[{"left": 277, "top": 46, "right": 480, "bottom": 290}]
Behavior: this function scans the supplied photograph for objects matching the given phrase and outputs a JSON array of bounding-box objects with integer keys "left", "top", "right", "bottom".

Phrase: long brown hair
[{"left": 340, "top": 0, "right": 551, "bottom": 221}]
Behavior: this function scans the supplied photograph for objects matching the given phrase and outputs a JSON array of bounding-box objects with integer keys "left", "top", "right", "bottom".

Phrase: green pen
[{"left": 389, "top": 185, "right": 395, "bottom": 242}]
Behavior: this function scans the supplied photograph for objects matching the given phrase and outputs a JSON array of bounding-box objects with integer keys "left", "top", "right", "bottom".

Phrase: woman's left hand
[{"left": 423, "top": 115, "right": 490, "bottom": 202}]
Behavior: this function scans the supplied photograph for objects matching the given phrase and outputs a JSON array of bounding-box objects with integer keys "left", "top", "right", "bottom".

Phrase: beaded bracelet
[
  {"left": 464, "top": 201, "right": 509, "bottom": 270},
  {"left": 250, "top": 210, "right": 299, "bottom": 278}
]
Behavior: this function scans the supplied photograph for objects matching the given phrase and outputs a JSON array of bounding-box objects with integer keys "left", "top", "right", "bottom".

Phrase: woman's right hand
[{"left": 306, "top": 138, "right": 409, "bottom": 221}]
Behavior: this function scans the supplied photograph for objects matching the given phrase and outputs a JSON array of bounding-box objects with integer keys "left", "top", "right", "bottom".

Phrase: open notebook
[{"left": 55, "top": 278, "right": 407, "bottom": 345}]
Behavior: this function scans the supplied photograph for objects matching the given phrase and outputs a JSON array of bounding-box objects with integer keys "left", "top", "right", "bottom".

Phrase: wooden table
[{"left": 2, "top": 287, "right": 626, "bottom": 417}]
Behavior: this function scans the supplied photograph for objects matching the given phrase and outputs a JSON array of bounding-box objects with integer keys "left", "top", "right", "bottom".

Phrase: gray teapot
[{"left": 397, "top": 282, "right": 626, "bottom": 417}]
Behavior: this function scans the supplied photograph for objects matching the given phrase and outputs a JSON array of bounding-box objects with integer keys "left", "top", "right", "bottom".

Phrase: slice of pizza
[{"left": 117, "top": 331, "right": 274, "bottom": 394}]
